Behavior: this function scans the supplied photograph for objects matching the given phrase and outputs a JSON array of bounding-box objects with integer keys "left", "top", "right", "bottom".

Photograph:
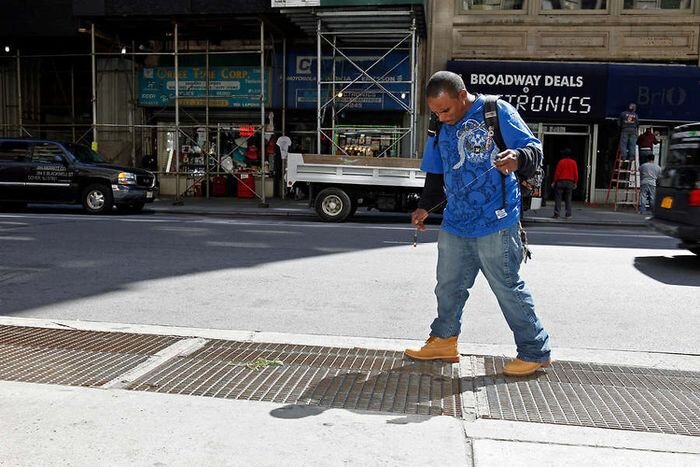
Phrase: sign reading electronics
[{"left": 447, "top": 60, "right": 607, "bottom": 120}]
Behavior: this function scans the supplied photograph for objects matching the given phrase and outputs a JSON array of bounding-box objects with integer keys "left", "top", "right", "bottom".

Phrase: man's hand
[
  {"left": 411, "top": 208, "right": 429, "bottom": 231},
  {"left": 494, "top": 149, "right": 519, "bottom": 176}
]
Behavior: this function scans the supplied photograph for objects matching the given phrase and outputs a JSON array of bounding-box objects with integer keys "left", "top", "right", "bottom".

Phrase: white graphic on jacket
[
  {"left": 440, "top": 118, "right": 501, "bottom": 227},
  {"left": 455, "top": 119, "right": 494, "bottom": 169}
]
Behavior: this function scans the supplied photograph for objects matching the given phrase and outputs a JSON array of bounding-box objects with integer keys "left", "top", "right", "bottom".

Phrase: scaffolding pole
[
  {"left": 315, "top": 13, "right": 418, "bottom": 159},
  {"left": 410, "top": 17, "right": 417, "bottom": 159},
  {"left": 260, "top": 19, "right": 268, "bottom": 208},
  {"left": 91, "top": 24, "right": 97, "bottom": 147},
  {"left": 174, "top": 22, "right": 181, "bottom": 204},
  {"left": 16, "top": 50, "right": 23, "bottom": 136}
]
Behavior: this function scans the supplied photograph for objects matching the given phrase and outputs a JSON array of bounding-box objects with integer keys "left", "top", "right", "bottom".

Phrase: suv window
[
  {"left": 32, "top": 142, "right": 66, "bottom": 163},
  {"left": 65, "top": 143, "right": 105, "bottom": 164},
  {"left": 667, "top": 131, "right": 700, "bottom": 166},
  {"left": 0, "top": 141, "right": 31, "bottom": 161}
]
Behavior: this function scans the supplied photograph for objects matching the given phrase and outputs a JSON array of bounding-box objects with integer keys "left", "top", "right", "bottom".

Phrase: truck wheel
[
  {"left": 315, "top": 188, "right": 352, "bottom": 222},
  {"left": 82, "top": 183, "right": 113, "bottom": 214},
  {"left": 349, "top": 201, "right": 358, "bottom": 218}
]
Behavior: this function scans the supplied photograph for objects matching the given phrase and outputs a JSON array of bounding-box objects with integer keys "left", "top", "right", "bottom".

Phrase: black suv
[
  {"left": 0, "top": 139, "right": 156, "bottom": 213},
  {"left": 648, "top": 123, "right": 700, "bottom": 255}
]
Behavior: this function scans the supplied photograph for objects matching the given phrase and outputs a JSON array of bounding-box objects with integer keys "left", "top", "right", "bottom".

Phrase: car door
[
  {"left": 25, "top": 142, "right": 75, "bottom": 202},
  {"left": 0, "top": 141, "right": 31, "bottom": 200}
]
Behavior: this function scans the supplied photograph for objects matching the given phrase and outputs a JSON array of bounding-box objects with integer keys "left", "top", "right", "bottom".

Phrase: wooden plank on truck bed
[{"left": 302, "top": 154, "right": 422, "bottom": 169}]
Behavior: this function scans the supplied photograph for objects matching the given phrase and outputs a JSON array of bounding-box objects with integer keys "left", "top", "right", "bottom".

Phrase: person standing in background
[
  {"left": 551, "top": 148, "right": 579, "bottom": 219},
  {"left": 619, "top": 103, "right": 639, "bottom": 161},
  {"left": 637, "top": 128, "right": 659, "bottom": 162},
  {"left": 639, "top": 154, "right": 663, "bottom": 214}
]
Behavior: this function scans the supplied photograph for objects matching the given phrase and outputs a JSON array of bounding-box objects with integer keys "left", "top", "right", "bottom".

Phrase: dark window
[
  {"left": 0, "top": 141, "right": 31, "bottom": 162},
  {"left": 667, "top": 144, "right": 699, "bottom": 166},
  {"left": 65, "top": 143, "right": 104, "bottom": 163},
  {"left": 543, "top": 0, "right": 608, "bottom": 9},
  {"left": 462, "top": 0, "right": 525, "bottom": 10},
  {"left": 623, "top": 0, "right": 692, "bottom": 9},
  {"left": 32, "top": 142, "right": 66, "bottom": 163}
]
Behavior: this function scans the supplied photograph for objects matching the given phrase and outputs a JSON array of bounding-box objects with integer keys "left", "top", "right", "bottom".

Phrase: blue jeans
[
  {"left": 639, "top": 183, "right": 656, "bottom": 213},
  {"left": 431, "top": 225, "right": 551, "bottom": 363},
  {"left": 619, "top": 130, "right": 637, "bottom": 161}
]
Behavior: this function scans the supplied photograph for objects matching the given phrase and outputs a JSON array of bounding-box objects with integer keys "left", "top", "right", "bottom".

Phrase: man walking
[
  {"left": 405, "top": 71, "right": 551, "bottom": 377},
  {"left": 639, "top": 153, "right": 662, "bottom": 214},
  {"left": 551, "top": 148, "right": 578, "bottom": 219}
]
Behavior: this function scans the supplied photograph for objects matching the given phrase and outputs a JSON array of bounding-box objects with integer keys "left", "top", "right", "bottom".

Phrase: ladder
[{"left": 605, "top": 146, "right": 639, "bottom": 211}]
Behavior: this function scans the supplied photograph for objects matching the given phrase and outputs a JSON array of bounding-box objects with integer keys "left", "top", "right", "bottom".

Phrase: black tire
[
  {"left": 117, "top": 202, "right": 145, "bottom": 213},
  {"left": 315, "top": 187, "right": 352, "bottom": 222},
  {"left": 81, "top": 183, "right": 113, "bottom": 214},
  {"left": 349, "top": 201, "right": 358, "bottom": 218}
]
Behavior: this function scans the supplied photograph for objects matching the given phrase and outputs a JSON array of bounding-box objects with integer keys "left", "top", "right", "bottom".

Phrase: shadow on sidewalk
[
  {"left": 268, "top": 359, "right": 550, "bottom": 424},
  {"left": 633, "top": 254, "right": 700, "bottom": 287}
]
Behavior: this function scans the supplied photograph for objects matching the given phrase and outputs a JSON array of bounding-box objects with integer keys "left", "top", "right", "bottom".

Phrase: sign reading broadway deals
[{"left": 447, "top": 60, "right": 607, "bottom": 120}]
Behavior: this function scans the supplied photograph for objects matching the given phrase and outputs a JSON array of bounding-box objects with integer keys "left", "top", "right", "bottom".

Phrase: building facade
[{"left": 427, "top": 0, "right": 700, "bottom": 203}]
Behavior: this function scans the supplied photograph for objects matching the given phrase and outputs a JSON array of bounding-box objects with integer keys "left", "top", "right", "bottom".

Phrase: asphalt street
[{"left": 1, "top": 209, "right": 698, "bottom": 357}]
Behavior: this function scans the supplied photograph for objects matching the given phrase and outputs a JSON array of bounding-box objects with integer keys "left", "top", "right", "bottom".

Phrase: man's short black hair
[
  {"left": 426, "top": 71, "right": 466, "bottom": 98},
  {"left": 646, "top": 154, "right": 655, "bottom": 162}
]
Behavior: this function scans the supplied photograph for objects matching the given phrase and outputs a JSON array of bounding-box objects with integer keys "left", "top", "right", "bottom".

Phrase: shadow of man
[{"left": 269, "top": 359, "right": 463, "bottom": 422}]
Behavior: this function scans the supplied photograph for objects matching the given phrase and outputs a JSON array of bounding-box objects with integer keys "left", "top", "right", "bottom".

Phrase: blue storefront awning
[
  {"left": 447, "top": 60, "right": 700, "bottom": 123},
  {"left": 606, "top": 64, "right": 700, "bottom": 123}
]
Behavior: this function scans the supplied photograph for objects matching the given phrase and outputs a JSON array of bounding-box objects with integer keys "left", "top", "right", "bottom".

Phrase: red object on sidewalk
[
  {"left": 212, "top": 176, "right": 227, "bottom": 197},
  {"left": 236, "top": 172, "right": 256, "bottom": 198}
]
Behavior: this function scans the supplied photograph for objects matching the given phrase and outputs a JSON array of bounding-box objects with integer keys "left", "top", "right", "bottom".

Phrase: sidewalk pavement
[
  {"left": 0, "top": 316, "right": 697, "bottom": 467},
  {"left": 147, "top": 196, "right": 649, "bottom": 227}
]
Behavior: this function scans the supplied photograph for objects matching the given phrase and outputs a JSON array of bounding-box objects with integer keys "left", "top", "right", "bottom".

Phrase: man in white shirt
[{"left": 639, "top": 154, "right": 662, "bottom": 214}]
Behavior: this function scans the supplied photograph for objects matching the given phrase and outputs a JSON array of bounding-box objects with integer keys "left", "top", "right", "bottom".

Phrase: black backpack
[{"left": 482, "top": 94, "right": 544, "bottom": 210}]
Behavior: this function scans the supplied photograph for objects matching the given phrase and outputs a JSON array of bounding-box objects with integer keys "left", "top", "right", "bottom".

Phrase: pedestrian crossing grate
[
  {"left": 128, "top": 340, "right": 463, "bottom": 417},
  {"left": 0, "top": 325, "right": 180, "bottom": 386},
  {"left": 474, "top": 356, "right": 700, "bottom": 436}
]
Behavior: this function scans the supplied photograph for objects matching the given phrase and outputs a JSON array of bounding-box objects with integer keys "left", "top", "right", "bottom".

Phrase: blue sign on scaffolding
[
  {"left": 138, "top": 66, "right": 273, "bottom": 108},
  {"left": 286, "top": 50, "right": 411, "bottom": 111}
]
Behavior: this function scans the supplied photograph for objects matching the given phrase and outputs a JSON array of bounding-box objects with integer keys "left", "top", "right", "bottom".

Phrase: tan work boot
[
  {"left": 404, "top": 336, "right": 459, "bottom": 363},
  {"left": 502, "top": 358, "right": 551, "bottom": 377}
]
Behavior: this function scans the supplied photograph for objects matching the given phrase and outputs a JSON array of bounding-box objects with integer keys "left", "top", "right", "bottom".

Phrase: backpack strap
[
  {"left": 428, "top": 112, "right": 442, "bottom": 147},
  {"left": 482, "top": 95, "right": 509, "bottom": 211}
]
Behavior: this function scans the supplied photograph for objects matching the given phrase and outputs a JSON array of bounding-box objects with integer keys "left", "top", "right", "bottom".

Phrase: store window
[
  {"left": 542, "top": 0, "right": 607, "bottom": 9},
  {"left": 461, "top": 0, "right": 525, "bottom": 10},
  {"left": 623, "top": 0, "right": 692, "bottom": 9}
]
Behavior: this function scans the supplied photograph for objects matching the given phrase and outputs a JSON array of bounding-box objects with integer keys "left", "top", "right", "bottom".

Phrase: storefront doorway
[{"left": 540, "top": 125, "right": 590, "bottom": 203}]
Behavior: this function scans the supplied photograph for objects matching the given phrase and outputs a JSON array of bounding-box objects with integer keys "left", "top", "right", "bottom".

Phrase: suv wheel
[{"left": 82, "top": 183, "right": 113, "bottom": 214}]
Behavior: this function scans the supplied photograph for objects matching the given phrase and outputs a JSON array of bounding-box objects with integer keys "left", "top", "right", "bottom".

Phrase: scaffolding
[
  {"left": 289, "top": 8, "right": 421, "bottom": 159},
  {"left": 1, "top": 20, "right": 275, "bottom": 205}
]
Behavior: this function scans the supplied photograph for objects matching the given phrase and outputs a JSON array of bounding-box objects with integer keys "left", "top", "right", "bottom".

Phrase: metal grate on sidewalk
[
  {"left": 0, "top": 325, "right": 179, "bottom": 387},
  {"left": 128, "top": 340, "right": 463, "bottom": 417},
  {"left": 476, "top": 356, "right": 700, "bottom": 436}
]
